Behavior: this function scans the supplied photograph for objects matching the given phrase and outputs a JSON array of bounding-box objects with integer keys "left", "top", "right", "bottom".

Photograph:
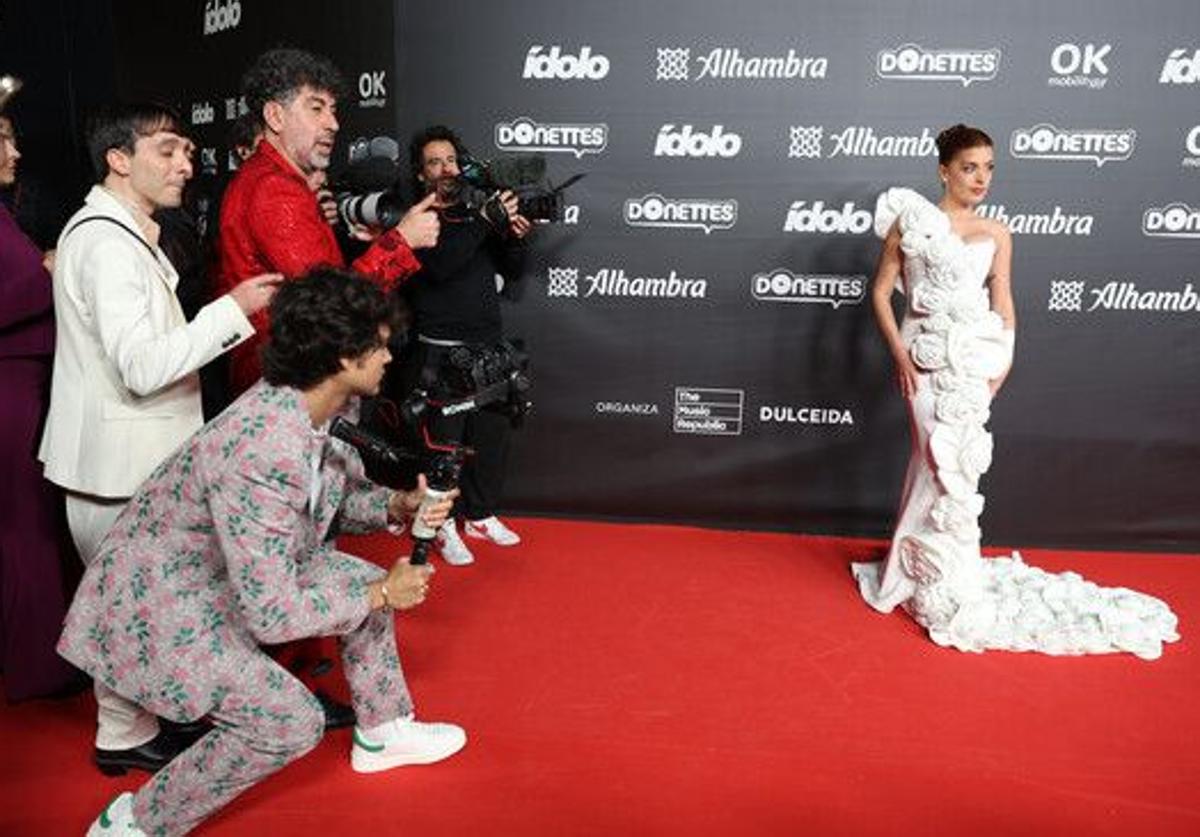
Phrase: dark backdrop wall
[
  {"left": 4, "top": 0, "right": 1198, "bottom": 551},
  {"left": 0, "top": 0, "right": 115, "bottom": 246}
]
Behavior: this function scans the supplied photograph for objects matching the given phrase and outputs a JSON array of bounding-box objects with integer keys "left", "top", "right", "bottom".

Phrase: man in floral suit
[{"left": 62, "top": 268, "right": 466, "bottom": 836}]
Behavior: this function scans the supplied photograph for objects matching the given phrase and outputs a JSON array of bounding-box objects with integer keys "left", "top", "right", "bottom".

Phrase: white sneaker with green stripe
[
  {"left": 351, "top": 713, "right": 467, "bottom": 773},
  {"left": 87, "top": 792, "right": 146, "bottom": 836}
]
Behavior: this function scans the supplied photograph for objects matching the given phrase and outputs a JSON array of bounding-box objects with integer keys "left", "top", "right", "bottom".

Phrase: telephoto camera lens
[{"left": 336, "top": 191, "right": 404, "bottom": 229}]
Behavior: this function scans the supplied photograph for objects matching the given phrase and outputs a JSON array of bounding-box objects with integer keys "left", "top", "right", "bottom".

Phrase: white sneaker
[
  {"left": 435, "top": 519, "right": 475, "bottom": 566},
  {"left": 351, "top": 714, "right": 467, "bottom": 773},
  {"left": 464, "top": 516, "right": 522, "bottom": 546},
  {"left": 87, "top": 793, "right": 146, "bottom": 836}
]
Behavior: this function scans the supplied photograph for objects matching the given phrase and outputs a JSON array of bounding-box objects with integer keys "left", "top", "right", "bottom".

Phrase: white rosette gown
[{"left": 851, "top": 188, "right": 1179, "bottom": 659}]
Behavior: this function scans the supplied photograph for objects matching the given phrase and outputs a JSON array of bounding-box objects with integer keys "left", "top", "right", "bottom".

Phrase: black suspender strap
[{"left": 62, "top": 215, "right": 158, "bottom": 259}]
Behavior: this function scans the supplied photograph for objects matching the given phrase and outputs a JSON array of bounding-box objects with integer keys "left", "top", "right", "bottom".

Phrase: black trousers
[{"left": 392, "top": 340, "right": 513, "bottom": 521}]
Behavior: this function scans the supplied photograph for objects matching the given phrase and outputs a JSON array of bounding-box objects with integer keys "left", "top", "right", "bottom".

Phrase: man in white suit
[{"left": 39, "top": 102, "right": 279, "bottom": 776}]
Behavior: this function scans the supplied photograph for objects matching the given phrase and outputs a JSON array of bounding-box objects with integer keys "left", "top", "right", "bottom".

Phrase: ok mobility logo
[{"left": 876, "top": 43, "right": 1001, "bottom": 86}]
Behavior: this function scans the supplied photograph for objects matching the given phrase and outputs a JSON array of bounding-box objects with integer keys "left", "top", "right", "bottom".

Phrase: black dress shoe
[
  {"left": 315, "top": 690, "right": 356, "bottom": 730},
  {"left": 94, "top": 730, "right": 188, "bottom": 776}
]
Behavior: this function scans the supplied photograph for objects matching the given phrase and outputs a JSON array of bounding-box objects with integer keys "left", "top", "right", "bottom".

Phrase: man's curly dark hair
[
  {"left": 241, "top": 47, "right": 345, "bottom": 129},
  {"left": 409, "top": 124, "right": 466, "bottom": 193},
  {"left": 262, "top": 268, "right": 397, "bottom": 390}
]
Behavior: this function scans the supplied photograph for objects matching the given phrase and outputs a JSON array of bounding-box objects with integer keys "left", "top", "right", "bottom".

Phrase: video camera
[
  {"left": 401, "top": 340, "right": 532, "bottom": 429},
  {"left": 334, "top": 339, "right": 531, "bottom": 489},
  {"left": 446, "top": 153, "right": 584, "bottom": 227},
  {"left": 330, "top": 340, "right": 531, "bottom": 564}
]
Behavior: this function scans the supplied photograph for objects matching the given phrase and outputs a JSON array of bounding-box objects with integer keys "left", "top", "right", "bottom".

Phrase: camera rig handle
[{"left": 330, "top": 416, "right": 472, "bottom": 566}]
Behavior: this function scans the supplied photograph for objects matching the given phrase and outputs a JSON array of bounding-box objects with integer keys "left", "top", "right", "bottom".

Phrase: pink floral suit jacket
[{"left": 58, "top": 381, "right": 393, "bottom": 721}]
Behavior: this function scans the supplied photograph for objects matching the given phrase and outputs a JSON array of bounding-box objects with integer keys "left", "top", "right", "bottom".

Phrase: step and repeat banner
[{"left": 112, "top": 0, "right": 1200, "bottom": 550}]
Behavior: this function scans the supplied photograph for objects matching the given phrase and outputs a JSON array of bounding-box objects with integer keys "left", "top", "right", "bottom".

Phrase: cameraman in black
[{"left": 392, "top": 125, "right": 531, "bottom": 565}]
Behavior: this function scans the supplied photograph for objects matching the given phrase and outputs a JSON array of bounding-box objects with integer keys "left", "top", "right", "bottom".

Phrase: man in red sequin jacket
[{"left": 217, "top": 47, "right": 439, "bottom": 395}]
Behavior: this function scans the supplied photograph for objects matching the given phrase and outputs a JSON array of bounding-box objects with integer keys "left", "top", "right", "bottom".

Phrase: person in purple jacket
[{"left": 0, "top": 97, "right": 85, "bottom": 701}]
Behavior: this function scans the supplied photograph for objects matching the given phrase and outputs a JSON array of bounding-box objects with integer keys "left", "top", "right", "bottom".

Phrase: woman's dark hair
[
  {"left": 242, "top": 47, "right": 345, "bottom": 129},
  {"left": 86, "top": 102, "right": 185, "bottom": 181},
  {"left": 262, "top": 268, "right": 397, "bottom": 389},
  {"left": 408, "top": 124, "right": 466, "bottom": 193},
  {"left": 936, "top": 123, "right": 993, "bottom": 165}
]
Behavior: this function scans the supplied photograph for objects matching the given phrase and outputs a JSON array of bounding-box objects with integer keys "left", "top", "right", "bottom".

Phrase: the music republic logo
[
  {"left": 495, "top": 117, "right": 608, "bottom": 158},
  {"left": 1010, "top": 124, "right": 1136, "bottom": 167},
  {"left": 876, "top": 43, "right": 1000, "bottom": 86},
  {"left": 673, "top": 387, "right": 744, "bottom": 436},
  {"left": 623, "top": 194, "right": 737, "bottom": 234},
  {"left": 751, "top": 269, "right": 865, "bottom": 308},
  {"left": 1142, "top": 203, "right": 1200, "bottom": 238}
]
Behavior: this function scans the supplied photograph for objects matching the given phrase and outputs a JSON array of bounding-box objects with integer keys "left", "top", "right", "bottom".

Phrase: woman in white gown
[{"left": 851, "top": 125, "right": 1178, "bottom": 659}]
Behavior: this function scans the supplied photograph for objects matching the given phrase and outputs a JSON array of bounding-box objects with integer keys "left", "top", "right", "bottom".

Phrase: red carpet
[{"left": 2, "top": 519, "right": 1197, "bottom": 835}]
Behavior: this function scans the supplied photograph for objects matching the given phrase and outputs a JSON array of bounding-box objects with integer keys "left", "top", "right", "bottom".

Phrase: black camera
[
  {"left": 346, "top": 339, "right": 531, "bottom": 491},
  {"left": 333, "top": 139, "right": 406, "bottom": 230},
  {"left": 446, "top": 153, "right": 583, "bottom": 226},
  {"left": 401, "top": 339, "right": 532, "bottom": 428}
]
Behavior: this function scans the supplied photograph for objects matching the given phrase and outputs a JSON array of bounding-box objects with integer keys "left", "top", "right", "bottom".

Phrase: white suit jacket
[{"left": 39, "top": 186, "right": 253, "bottom": 497}]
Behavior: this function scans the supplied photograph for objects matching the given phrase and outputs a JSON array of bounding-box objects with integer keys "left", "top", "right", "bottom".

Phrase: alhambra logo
[
  {"left": 656, "top": 45, "right": 827, "bottom": 81},
  {"left": 976, "top": 204, "right": 1094, "bottom": 236},
  {"left": 788, "top": 126, "right": 937, "bottom": 159},
  {"left": 1048, "top": 279, "right": 1200, "bottom": 312},
  {"left": 548, "top": 266, "right": 708, "bottom": 300}
]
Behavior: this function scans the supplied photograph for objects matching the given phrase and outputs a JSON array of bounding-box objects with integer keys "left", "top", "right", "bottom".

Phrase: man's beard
[
  {"left": 309, "top": 150, "right": 332, "bottom": 171},
  {"left": 435, "top": 176, "right": 459, "bottom": 203}
]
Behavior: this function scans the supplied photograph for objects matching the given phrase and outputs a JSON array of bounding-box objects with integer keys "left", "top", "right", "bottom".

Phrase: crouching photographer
[{"left": 383, "top": 124, "right": 531, "bottom": 566}]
